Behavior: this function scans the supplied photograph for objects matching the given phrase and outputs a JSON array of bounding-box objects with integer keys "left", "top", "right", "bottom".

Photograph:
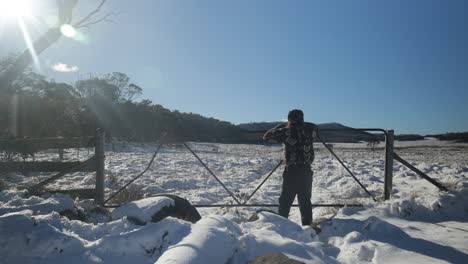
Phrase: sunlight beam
[{"left": 17, "top": 16, "right": 40, "bottom": 71}]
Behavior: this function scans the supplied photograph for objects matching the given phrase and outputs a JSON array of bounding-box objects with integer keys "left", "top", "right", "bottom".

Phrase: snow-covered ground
[{"left": 1, "top": 139, "right": 467, "bottom": 263}]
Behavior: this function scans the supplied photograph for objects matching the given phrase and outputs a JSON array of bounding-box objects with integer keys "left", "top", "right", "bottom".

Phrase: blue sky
[{"left": 1, "top": 0, "right": 467, "bottom": 134}]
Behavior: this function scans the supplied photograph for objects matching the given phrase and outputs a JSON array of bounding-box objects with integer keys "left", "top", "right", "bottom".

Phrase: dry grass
[
  {"left": 441, "top": 179, "right": 463, "bottom": 191},
  {"left": 409, "top": 191, "right": 422, "bottom": 201},
  {"left": 109, "top": 188, "right": 145, "bottom": 205},
  {"left": 0, "top": 150, "right": 20, "bottom": 161},
  {"left": 107, "top": 171, "right": 119, "bottom": 189},
  {"left": 320, "top": 206, "right": 339, "bottom": 216}
]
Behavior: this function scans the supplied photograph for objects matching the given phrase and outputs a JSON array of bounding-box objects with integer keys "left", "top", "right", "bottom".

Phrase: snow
[
  {"left": 236, "top": 212, "right": 336, "bottom": 263},
  {"left": 111, "top": 196, "right": 175, "bottom": 223},
  {"left": 0, "top": 210, "right": 192, "bottom": 264},
  {"left": 0, "top": 190, "right": 75, "bottom": 215},
  {"left": 320, "top": 203, "right": 468, "bottom": 263},
  {"left": 1, "top": 140, "right": 467, "bottom": 263}
]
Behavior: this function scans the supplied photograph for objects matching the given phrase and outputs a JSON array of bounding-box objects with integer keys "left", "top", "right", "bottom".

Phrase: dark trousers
[{"left": 278, "top": 164, "right": 313, "bottom": 226}]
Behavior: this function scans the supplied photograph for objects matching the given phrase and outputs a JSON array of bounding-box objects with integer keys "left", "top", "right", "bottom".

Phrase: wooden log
[
  {"left": 0, "top": 160, "right": 96, "bottom": 173},
  {"left": 0, "top": 136, "right": 96, "bottom": 152}
]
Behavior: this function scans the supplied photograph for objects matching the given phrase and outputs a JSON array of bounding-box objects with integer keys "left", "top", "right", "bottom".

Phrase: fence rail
[
  {"left": 0, "top": 136, "right": 96, "bottom": 151},
  {"left": 0, "top": 161, "right": 96, "bottom": 173},
  {"left": 0, "top": 130, "right": 105, "bottom": 205}
]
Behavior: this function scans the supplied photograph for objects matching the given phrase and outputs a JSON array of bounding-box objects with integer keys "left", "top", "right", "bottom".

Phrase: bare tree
[
  {"left": 0, "top": 0, "right": 116, "bottom": 90},
  {"left": 367, "top": 135, "right": 380, "bottom": 151}
]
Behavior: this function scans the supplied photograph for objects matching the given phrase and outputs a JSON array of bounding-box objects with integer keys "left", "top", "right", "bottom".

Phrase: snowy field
[{"left": 0, "top": 139, "right": 467, "bottom": 263}]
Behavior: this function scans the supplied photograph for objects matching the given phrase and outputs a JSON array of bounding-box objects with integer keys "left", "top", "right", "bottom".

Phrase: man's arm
[
  {"left": 304, "top": 122, "right": 319, "bottom": 131},
  {"left": 263, "top": 124, "right": 287, "bottom": 141},
  {"left": 304, "top": 122, "right": 320, "bottom": 138}
]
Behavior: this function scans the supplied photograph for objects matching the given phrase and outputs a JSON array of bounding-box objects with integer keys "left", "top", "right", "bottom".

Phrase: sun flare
[
  {"left": 0, "top": 0, "right": 34, "bottom": 19},
  {"left": 60, "top": 24, "right": 77, "bottom": 38}
]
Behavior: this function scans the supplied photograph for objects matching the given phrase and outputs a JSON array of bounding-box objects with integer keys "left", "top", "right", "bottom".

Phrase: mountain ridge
[{"left": 237, "top": 122, "right": 377, "bottom": 143}]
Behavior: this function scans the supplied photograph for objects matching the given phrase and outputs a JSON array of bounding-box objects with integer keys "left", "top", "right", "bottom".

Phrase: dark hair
[{"left": 288, "top": 109, "right": 304, "bottom": 124}]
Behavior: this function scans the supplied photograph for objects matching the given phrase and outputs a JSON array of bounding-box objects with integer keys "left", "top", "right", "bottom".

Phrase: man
[{"left": 263, "top": 109, "right": 319, "bottom": 226}]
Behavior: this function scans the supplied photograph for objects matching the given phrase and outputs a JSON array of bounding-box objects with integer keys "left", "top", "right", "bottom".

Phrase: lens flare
[{"left": 60, "top": 24, "right": 76, "bottom": 38}]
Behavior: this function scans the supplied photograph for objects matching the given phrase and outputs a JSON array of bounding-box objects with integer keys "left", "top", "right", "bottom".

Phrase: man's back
[{"left": 263, "top": 122, "right": 318, "bottom": 166}]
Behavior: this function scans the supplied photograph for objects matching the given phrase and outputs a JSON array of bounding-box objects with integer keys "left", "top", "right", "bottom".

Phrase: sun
[
  {"left": 0, "top": 0, "right": 34, "bottom": 19},
  {"left": 60, "top": 24, "right": 77, "bottom": 38},
  {"left": 0, "top": 0, "right": 39, "bottom": 70}
]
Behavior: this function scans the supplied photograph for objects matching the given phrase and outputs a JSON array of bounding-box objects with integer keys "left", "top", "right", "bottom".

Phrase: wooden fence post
[
  {"left": 58, "top": 148, "right": 64, "bottom": 161},
  {"left": 384, "top": 130, "right": 394, "bottom": 200},
  {"left": 95, "top": 129, "right": 105, "bottom": 206}
]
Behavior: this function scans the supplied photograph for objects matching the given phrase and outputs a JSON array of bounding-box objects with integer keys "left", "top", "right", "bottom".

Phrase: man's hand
[{"left": 263, "top": 123, "right": 287, "bottom": 141}]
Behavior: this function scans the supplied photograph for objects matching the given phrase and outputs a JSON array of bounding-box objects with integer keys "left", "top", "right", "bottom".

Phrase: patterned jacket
[{"left": 263, "top": 122, "right": 318, "bottom": 166}]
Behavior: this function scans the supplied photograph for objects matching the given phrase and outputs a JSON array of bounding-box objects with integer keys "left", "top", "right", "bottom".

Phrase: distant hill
[
  {"left": 426, "top": 132, "right": 468, "bottom": 143},
  {"left": 237, "top": 122, "right": 284, "bottom": 131},
  {"left": 394, "top": 134, "right": 425, "bottom": 141},
  {"left": 237, "top": 122, "right": 378, "bottom": 143},
  {"left": 239, "top": 122, "right": 468, "bottom": 143},
  {"left": 316, "top": 123, "right": 377, "bottom": 143}
]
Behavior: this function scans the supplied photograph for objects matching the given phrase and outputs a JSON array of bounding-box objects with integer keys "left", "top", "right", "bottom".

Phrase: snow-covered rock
[
  {"left": 156, "top": 216, "right": 241, "bottom": 264},
  {"left": 111, "top": 196, "right": 175, "bottom": 223}
]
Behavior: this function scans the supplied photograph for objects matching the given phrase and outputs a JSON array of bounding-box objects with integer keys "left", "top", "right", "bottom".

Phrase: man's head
[{"left": 287, "top": 109, "right": 304, "bottom": 126}]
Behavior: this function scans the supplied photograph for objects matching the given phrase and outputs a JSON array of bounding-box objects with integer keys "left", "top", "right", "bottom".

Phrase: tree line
[{"left": 0, "top": 55, "right": 247, "bottom": 144}]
